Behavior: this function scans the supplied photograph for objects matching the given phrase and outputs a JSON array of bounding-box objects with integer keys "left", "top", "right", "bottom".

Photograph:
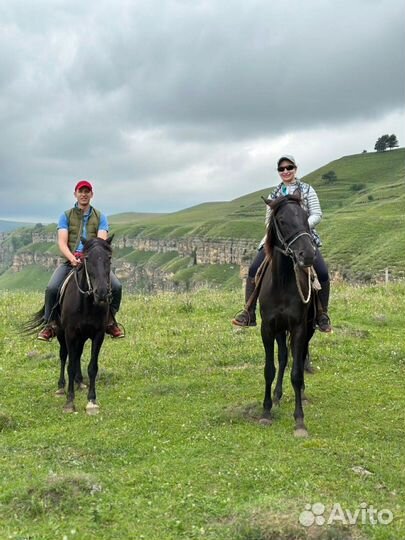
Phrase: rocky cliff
[
  {"left": 29, "top": 232, "right": 256, "bottom": 265},
  {"left": 1, "top": 230, "right": 257, "bottom": 290}
]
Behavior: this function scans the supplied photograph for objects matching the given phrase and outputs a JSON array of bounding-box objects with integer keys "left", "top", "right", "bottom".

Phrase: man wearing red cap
[{"left": 38, "top": 180, "right": 124, "bottom": 340}]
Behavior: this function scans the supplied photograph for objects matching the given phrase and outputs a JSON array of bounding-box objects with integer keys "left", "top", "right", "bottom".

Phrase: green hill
[
  {"left": 0, "top": 265, "right": 51, "bottom": 291},
  {"left": 108, "top": 211, "right": 165, "bottom": 224},
  {"left": 105, "top": 148, "right": 405, "bottom": 282},
  {"left": 305, "top": 149, "right": 405, "bottom": 278},
  {"left": 0, "top": 148, "right": 404, "bottom": 290}
]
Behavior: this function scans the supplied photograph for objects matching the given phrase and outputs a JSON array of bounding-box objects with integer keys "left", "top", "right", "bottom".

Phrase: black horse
[
  {"left": 28, "top": 237, "right": 113, "bottom": 415},
  {"left": 258, "top": 193, "right": 316, "bottom": 437}
]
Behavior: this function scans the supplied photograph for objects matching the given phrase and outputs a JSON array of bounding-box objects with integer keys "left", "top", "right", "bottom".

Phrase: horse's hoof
[
  {"left": 259, "top": 417, "right": 272, "bottom": 426},
  {"left": 63, "top": 403, "right": 76, "bottom": 414},
  {"left": 55, "top": 388, "right": 65, "bottom": 397},
  {"left": 294, "top": 428, "right": 309, "bottom": 438},
  {"left": 76, "top": 382, "right": 87, "bottom": 391},
  {"left": 86, "top": 402, "right": 100, "bottom": 415}
]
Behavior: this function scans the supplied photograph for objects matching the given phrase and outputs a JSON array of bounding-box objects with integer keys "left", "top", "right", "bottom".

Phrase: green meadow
[{"left": 0, "top": 284, "right": 404, "bottom": 539}]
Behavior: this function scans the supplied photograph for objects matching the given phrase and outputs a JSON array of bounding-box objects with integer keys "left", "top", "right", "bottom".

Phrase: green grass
[
  {"left": 0, "top": 265, "right": 51, "bottom": 291},
  {"left": 173, "top": 263, "right": 241, "bottom": 289},
  {"left": 18, "top": 241, "right": 60, "bottom": 255},
  {"left": 108, "top": 212, "right": 166, "bottom": 224},
  {"left": 0, "top": 284, "right": 404, "bottom": 539}
]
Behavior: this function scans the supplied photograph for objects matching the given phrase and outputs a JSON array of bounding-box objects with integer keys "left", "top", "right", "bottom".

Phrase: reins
[
  {"left": 294, "top": 266, "right": 312, "bottom": 304},
  {"left": 74, "top": 258, "right": 93, "bottom": 296}
]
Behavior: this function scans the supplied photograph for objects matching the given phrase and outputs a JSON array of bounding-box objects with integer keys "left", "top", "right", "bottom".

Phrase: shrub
[{"left": 350, "top": 183, "right": 366, "bottom": 192}]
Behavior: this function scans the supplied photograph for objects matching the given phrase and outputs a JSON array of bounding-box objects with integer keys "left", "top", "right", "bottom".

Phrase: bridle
[
  {"left": 271, "top": 200, "right": 314, "bottom": 304},
  {"left": 74, "top": 251, "right": 112, "bottom": 302}
]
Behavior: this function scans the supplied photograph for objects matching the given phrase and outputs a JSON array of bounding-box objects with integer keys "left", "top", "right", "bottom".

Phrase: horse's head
[
  {"left": 82, "top": 236, "right": 113, "bottom": 305},
  {"left": 265, "top": 194, "right": 315, "bottom": 268}
]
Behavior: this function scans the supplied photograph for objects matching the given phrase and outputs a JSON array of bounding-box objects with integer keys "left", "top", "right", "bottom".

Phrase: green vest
[{"left": 65, "top": 206, "right": 101, "bottom": 254}]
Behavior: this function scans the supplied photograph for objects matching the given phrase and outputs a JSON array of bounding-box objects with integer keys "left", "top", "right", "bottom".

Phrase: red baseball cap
[{"left": 75, "top": 180, "right": 93, "bottom": 192}]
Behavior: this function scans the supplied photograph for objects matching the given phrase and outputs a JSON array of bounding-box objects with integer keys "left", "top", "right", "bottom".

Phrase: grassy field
[{"left": 0, "top": 284, "right": 404, "bottom": 539}]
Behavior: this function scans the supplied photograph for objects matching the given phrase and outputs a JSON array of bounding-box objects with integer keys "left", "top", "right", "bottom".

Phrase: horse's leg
[
  {"left": 74, "top": 360, "right": 87, "bottom": 390},
  {"left": 290, "top": 327, "right": 308, "bottom": 437},
  {"left": 302, "top": 324, "right": 316, "bottom": 397},
  {"left": 85, "top": 332, "right": 105, "bottom": 415},
  {"left": 260, "top": 323, "right": 276, "bottom": 425},
  {"left": 304, "top": 348, "right": 314, "bottom": 374},
  {"left": 304, "top": 308, "right": 316, "bottom": 375},
  {"left": 273, "top": 332, "right": 288, "bottom": 405},
  {"left": 56, "top": 334, "right": 67, "bottom": 397},
  {"left": 301, "top": 341, "right": 312, "bottom": 401},
  {"left": 64, "top": 337, "right": 85, "bottom": 413}
]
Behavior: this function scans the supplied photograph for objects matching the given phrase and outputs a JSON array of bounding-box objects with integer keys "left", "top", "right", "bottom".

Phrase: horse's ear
[
  {"left": 107, "top": 234, "right": 114, "bottom": 245},
  {"left": 292, "top": 188, "right": 301, "bottom": 199},
  {"left": 261, "top": 196, "right": 272, "bottom": 207}
]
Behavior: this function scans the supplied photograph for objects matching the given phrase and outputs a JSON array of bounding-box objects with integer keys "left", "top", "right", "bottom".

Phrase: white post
[{"left": 385, "top": 267, "right": 389, "bottom": 285}]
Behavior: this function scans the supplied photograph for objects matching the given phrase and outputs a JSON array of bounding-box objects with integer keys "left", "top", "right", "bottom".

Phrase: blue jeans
[{"left": 44, "top": 261, "right": 122, "bottom": 322}]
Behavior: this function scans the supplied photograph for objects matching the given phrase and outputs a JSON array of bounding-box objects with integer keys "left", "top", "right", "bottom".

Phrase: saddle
[
  {"left": 58, "top": 269, "right": 76, "bottom": 304},
  {"left": 245, "top": 255, "right": 322, "bottom": 313}
]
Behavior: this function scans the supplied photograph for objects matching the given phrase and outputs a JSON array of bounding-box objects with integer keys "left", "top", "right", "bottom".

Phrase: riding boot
[
  {"left": 106, "top": 307, "right": 125, "bottom": 339},
  {"left": 110, "top": 273, "right": 122, "bottom": 314},
  {"left": 37, "top": 324, "right": 56, "bottom": 341},
  {"left": 232, "top": 277, "right": 258, "bottom": 327},
  {"left": 38, "top": 275, "right": 62, "bottom": 340},
  {"left": 317, "top": 280, "right": 332, "bottom": 333}
]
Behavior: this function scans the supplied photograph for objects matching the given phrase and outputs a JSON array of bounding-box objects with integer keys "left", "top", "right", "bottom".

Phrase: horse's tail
[{"left": 21, "top": 305, "right": 46, "bottom": 335}]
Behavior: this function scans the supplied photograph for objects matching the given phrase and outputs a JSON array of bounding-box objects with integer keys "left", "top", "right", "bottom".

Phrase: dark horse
[
  {"left": 258, "top": 193, "right": 316, "bottom": 437},
  {"left": 28, "top": 237, "right": 113, "bottom": 415}
]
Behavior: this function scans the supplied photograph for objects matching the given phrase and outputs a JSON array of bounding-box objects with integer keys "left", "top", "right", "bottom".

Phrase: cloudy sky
[{"left": 1, "top": 0, "right": 404, "bottom": 222}]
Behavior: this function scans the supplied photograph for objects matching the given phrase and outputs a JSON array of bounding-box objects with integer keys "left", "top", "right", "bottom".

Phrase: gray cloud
[{"left": 0, "top": 0, "right": 404, "bottom": 221}]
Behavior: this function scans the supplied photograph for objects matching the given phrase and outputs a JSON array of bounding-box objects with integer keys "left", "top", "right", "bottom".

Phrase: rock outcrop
[{"left": 1, "top": 230, "right": 258, "bottom": 291}]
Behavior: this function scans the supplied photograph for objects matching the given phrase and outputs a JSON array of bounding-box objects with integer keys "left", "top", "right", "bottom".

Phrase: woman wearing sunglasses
[{"left": 232, "top": 154, "right": 332, "bottom": 333}]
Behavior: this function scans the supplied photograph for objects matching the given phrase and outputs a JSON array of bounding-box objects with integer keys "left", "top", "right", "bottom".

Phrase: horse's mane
[
  {"left": 82, "top": 237, "right": 112, "bottom": 255},
  {"left": 264, "top": 194, "right": 302, "bottom": 256}
]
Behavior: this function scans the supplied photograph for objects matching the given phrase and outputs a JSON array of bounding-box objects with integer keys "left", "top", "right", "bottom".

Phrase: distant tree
[
  {"left": 374, "top": 134, "right": 390, "bottom": 152},
  {"left": 350, "top": 183, "right": 366, "bottom": 192},
  {"left": 387, "top": 134, "right": 399, "bottom": 150},
  {"left": 322, "top": 170, "right": 338, "bottom": 183},
  {"left": 362, "top": 149, "right": 367, "bottom": 153}
]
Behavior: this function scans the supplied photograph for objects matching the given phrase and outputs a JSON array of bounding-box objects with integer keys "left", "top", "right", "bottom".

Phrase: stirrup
[
  {"left": 231, "top": 310, "right": 257, "bottom": 327},
  {"left": 317, "top": 313, "right": 332, "bottom": 333},
  {"left": 106, "top": 322, "right": 125, "bottom": 338},
  {"left": 37, "top": 325, "right": 56, "bottom": 342}
]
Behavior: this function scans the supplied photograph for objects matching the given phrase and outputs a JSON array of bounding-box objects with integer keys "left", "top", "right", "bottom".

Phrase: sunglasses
[{"left": 277, "top": 165, "right": 296, "bottom": 172}]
